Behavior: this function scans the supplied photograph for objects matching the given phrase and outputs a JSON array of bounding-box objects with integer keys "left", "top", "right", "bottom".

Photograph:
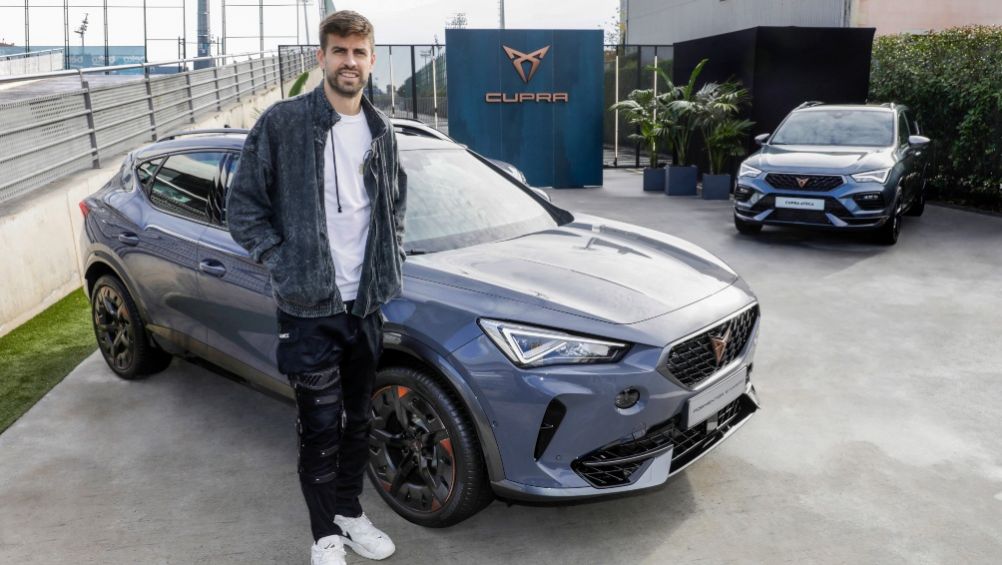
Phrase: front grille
[
  {"left": 766, "top": 173, "right": 843, "bottom": 191},
  {"left": 669, "top": 396, "right": 750, "bottom": 472},
  {"left": 768, "top": 208, "right": 830, "bottom": 224},
  {"left": 664, "top": 305, "right": 759, "bottom": 388},
  {"left": 573, "top": 397, "right": 754, "bottom": 488},
  {"left": 571, "top": 421, "right": 676, "bottom": 487}
]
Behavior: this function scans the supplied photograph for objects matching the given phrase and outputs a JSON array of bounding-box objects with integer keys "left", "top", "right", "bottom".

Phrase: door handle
[
  {"left": 199, "top": 259, "right": 227, "bottom": 277},
  {"left": 117, "top": 232, "right": 139, "bottom": 246}
]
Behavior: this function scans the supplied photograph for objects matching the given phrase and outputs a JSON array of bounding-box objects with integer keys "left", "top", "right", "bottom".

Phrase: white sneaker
[
  {"left": 311, "top": 534, "right": 347, "bottom": 565},
  {"left": 334, "top": 513, "right": 396, "bottom": 560}
]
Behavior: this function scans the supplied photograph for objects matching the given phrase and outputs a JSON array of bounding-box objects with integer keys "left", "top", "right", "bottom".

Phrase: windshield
[
  {"left": 399, "top": 148, "right": 560, "bottom": 253},
  {"left": 771, "top": 110, "right": 894, "bottom": 146}
]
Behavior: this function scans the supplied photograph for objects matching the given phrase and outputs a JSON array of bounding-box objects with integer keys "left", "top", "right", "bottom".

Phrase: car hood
[
  {"left": 748, "top": 144, "right": 893, "bottom": 174},
  {"left": 405, "top": 214, "right": 739, "bottom": 325}
]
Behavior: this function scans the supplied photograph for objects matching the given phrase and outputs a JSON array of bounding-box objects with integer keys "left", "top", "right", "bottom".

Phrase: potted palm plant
[
  {"left": 610, "top": 89, "right": 669, "bottom": 191},
  {"left": 689, "top": 81, "right": 753, "bottom": 199},
  {"left": 702, "top": 117, "right": 754, "bottom": 199},
  {"left": 657, "top": 58, "right": 708, "bottom": 196}
]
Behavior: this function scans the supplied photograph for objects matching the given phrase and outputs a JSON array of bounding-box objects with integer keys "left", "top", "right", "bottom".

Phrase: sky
[{"left": 0, "top": 0, "right": 619, "bottom": 62}]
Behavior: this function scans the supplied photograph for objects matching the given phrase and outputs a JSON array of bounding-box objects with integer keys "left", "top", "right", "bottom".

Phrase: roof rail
[
  {"left": 880, "top": 102, "right": 897, "bottom": 109},
  {"left": 157, "top": 128, "right": 250, "bottom": 142},
  {"left": 795, "top": 100, "right": 825, "bottom": 110}
]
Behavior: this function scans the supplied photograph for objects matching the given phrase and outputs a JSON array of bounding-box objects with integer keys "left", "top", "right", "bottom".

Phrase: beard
[{"left": 326, "top": 67, "right": 367, "bottom": 97}]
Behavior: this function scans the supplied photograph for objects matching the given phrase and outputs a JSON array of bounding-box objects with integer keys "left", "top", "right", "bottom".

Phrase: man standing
[{"left": 226, "top": 10, "right": 406, "bottom": 565}]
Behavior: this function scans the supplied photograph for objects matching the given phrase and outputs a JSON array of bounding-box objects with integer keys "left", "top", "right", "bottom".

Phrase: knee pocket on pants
[{"left": 299, "top": 468, "right": 338, "bottom": 485}]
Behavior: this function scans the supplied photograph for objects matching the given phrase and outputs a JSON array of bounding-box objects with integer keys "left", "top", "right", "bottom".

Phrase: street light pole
[{"left": 302, "top": 0, "right": 310, "bottom": 45}]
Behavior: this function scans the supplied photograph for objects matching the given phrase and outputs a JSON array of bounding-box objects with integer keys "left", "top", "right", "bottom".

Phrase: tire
[
  {"left": 873, "top": 206, "right": 902, "bottom": 245},
  {"left": 905, "top": 189, "right": 925, "bottom": 217},
  {"left": 91, "top": 274, "right": 173, "bottom": 379},
  {"left": 366, "top": 366, "right": 493, "bottom": 527},
  {"left": 734, "top": 214, "right": 762, "bottom": 235}
]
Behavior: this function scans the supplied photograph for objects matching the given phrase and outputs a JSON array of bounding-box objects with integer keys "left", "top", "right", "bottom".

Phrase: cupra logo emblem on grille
[
  {"left": 796, "top": 177, "right": 810, "bottom": 188},
  {"left": 502, "top": 45, "right": 550, "bottom": 83},
  {"left": 709, "top": 326, "right": 732, "bottom": 365}
]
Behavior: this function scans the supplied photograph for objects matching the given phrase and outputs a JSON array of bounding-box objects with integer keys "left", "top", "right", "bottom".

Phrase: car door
[
  {"left": 909, "top": 113, "right": 929, "bottom": 191},
  {"left": 197, "top": 152, "right": 283, "bottom": 384},
  {"left": 117, "top": 151, "right": 223, "bottom": 350},
  {"left": 895, "top": 111, "right": 918, "bottom": 207}
]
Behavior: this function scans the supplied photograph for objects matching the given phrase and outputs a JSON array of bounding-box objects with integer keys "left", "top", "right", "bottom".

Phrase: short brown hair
[{"left": 318, "top": 10, "right": 375, "bottom": 50}]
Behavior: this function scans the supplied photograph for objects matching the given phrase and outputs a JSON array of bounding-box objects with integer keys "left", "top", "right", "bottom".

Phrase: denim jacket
[{"left": 226, "top": 82, "right": 406, "bottom": 318}]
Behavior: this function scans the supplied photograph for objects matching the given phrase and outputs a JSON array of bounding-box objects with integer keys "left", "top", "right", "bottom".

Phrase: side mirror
[
  {"left": 908, "top": 135, "right": 930, "bottom": 148},
  {"left": 754, "top": 133, "right": 770, "bottom": 146},
  {"left": 530, "top": 187, "right": 552, "bottom": 202}
]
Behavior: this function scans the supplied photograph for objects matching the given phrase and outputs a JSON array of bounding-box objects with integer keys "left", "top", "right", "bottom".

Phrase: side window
[
  {"left": 146, "top": 152, "right": 226, "bottom": 223},
  {"left": 135, "top": 158, "right": 164, "bottom": 190},
  {"left": 897, "top": 113, "right": 911, "bottom": 146}
]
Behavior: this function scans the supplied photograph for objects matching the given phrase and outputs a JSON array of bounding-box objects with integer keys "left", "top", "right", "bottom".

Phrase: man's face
[{"left": 317, "top": 34, "right": 375, "bottom": 98}]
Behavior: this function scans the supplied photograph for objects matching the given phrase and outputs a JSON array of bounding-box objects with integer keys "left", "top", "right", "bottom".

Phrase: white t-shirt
[{"left": 323, "top": 110, "right": 373, "bottom": 302}]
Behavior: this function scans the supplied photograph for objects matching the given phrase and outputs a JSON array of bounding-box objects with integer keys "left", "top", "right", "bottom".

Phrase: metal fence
[
  {"left": 0, "top": 41, "right": 674, "bottom": 207},
  {"left": 605, "top": 45, "right": 675, "bottom": 168},
  {"left": 0, "top": 49, "right": 313, "bottom": 206},
  {"left": 280, "top": 44, "right": 449, "bottom": 133},
  {"left": 0, "top": 49, "right": 64, "bottom": 76},
  {"left": 281, "top": 43, "right": 673, "bottom": 168}
]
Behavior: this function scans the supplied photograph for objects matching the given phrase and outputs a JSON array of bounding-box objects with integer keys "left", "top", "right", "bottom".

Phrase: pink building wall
[{"left": 852, "top": 0, "right": 1002, "bottom": 35}]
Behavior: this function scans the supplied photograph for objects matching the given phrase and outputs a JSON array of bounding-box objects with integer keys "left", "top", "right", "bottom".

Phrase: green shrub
[
  {"left": 287, "top": 71, "right": 311, "bottom": 97},
  {"left": 870, "top": 26, "right": 1002, "bottom": 212}
]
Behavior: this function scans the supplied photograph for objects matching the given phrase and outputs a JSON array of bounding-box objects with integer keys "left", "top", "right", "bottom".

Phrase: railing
[
  {"left": 0, "top": 49, "right": 65, "bottom": 76},
  {"left": 0, "top": 47, "right": 314, "bottom": 207}
]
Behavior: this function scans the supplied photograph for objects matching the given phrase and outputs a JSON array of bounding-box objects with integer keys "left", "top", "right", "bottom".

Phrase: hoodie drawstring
[{"left": 329, "top": 127, "right": 342, "bottom": 213}]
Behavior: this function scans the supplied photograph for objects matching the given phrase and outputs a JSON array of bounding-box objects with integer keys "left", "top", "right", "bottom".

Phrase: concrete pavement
[{"left": 1, "top": 168, "right": 1001, "bottom": 564}]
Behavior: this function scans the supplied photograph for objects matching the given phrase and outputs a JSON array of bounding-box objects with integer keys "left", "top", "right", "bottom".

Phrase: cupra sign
[{"left": 485, "top": 44, "right": 570, "bottom": 104}]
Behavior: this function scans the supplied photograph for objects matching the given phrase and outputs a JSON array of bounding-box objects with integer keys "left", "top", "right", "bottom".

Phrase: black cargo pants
[{"left": 275, "top": 300, "right": 384, "bottom": 542}]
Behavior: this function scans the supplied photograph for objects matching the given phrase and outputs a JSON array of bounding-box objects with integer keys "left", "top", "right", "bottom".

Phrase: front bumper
[
  {"left": 492, "top": 383, "right": 759, "bottom": 501},
  {"left": 448, "top": 297, "right": 762, "bottom": 501},
  {"left": 733, "top": 173, "right": 893, "bottom": 229}
]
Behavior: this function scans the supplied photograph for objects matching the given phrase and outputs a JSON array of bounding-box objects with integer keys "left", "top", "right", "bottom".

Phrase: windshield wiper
[{"left": 405, "top": 249, "right": 430, "bottom": 256}]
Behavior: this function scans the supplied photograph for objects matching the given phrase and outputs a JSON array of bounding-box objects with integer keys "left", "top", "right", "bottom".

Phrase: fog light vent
[
  {"left": 534, "top": 399, "right": 566, "bottom": 460},
  {"left": 615, "top": 388, "right": 640, "bottom": 409}
]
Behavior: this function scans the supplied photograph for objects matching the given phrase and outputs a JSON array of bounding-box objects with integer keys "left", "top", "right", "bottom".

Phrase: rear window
[{"left": 772, "top": 110, "right": 894, "bottom": 147}]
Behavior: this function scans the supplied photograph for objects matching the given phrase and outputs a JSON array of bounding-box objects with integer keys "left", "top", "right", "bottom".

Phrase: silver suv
[{"left": 733, "top": 102, "right": 931, "bottom": 245}]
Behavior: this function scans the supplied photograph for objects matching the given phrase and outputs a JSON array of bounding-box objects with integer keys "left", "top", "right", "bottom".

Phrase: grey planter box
[
  {"left": 701, "top": 173, "right": 733, "bottom": 200},
  {"left": 643, "top": 167, "right": 666, "bottom": 191},
  {"left": 665, "top": 165, "right": 698, "bottom": 196}
]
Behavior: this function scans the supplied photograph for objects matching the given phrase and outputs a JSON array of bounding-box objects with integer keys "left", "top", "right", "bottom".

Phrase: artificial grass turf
[{"left": 0, "top": 288, "right": 96, "bottom": 434}]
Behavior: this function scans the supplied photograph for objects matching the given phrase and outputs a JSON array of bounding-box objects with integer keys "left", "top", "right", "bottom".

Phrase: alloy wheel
[
  {"left": 368, "top": 385, "right": 457, "bottom": 513},
  {"left": 93, "top": 285, "right": 134, "bottom": 372}
]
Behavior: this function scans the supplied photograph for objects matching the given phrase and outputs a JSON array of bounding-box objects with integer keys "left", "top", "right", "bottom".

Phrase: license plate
[
  {"left": 685, "top": 367, "right": 747, "bottom": 428},
  {"left": 775, "top": 197, "right": 825, "bottom": 211}
]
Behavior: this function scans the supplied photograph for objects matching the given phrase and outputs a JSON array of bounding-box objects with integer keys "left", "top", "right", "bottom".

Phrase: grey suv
[
  {"left": 79, "top": 123, "right": 762, "bottom": 528},
  {"left": 733, "top": 102, "right": 930, "bottom": 244}
]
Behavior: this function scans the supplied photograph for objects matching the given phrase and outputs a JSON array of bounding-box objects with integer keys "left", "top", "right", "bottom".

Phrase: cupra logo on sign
[
  {"left": 485, "top": 44, "right": 569, "bottom": 103},
  {"left": 503, "top": 45, "right": 550, "bottom": 83}
]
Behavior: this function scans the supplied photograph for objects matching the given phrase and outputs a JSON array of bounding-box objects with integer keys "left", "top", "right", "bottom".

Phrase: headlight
[
  {"left": 851, "top": 168, "right": 891, "bottom": 184},
  {"left": 738, "top": 163, "right": 762, "bottom": 178},
  {"left": 478, "top": 319, "right": 628, "bottom": 367}
]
